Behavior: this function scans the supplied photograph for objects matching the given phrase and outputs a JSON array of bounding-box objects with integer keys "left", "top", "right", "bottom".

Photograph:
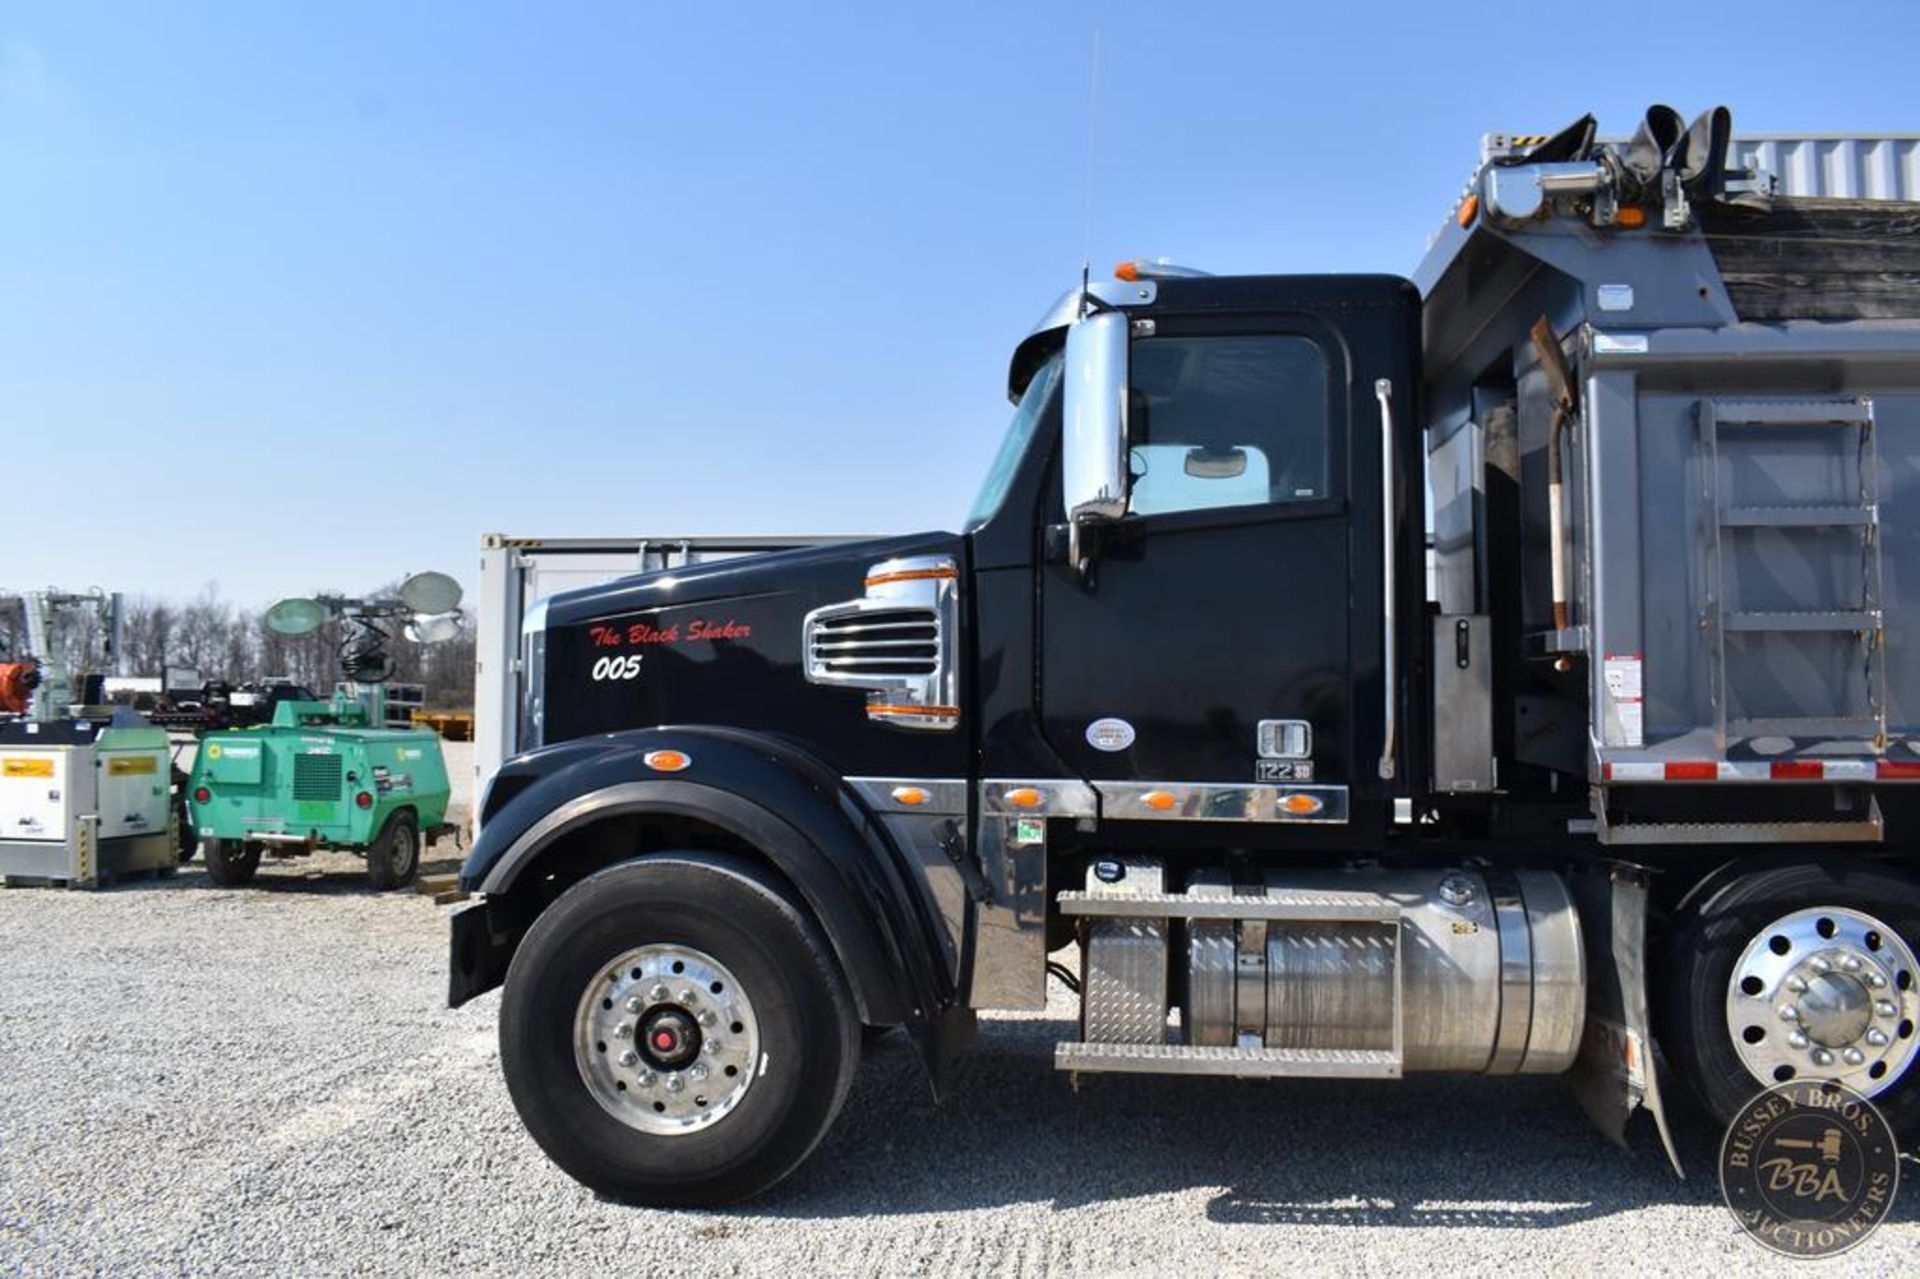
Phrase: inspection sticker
[{"left": 1603, "top": 653, "right": 1644, "bottom": 748}]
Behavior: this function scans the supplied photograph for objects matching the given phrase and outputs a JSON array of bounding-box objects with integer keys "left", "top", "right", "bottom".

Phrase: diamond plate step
[
  {"left": 1055, "top": 1042, "right": 1403, "bottom": 1079},
  {"left": 1056, "top": 889, "right": 1400, "bottom": 922}
]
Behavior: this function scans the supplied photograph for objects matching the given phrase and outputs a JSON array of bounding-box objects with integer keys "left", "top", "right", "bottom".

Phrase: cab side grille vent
[
  {"left": 292, "top": 754, "right": 342, "bottom": 802},
  {"left": 802, "top": 556, "right": 959, "bottom": 731},
  {"left": 807, "top": 609, "right": 939, "bottom": 677}
]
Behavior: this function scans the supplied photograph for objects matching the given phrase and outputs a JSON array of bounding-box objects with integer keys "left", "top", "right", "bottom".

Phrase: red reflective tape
[
  {"left": 1664, "top": 762, "right": 1718, "bottom": 781},
  {"left": 1877, "top": 760, "right": 1920, "bottom": 780},
  {"left": 1770, "top": 760, "right": 1824, "bottom": 780},
  {"left": 1601, "top": 762, "right": 1613, "bottom": 781}
]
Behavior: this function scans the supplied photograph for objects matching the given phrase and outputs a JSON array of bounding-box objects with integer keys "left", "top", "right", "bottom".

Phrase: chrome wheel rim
[
  {"left": 573, "top": 944, "right": 761, "bottom": 1136},
  {"left": 1726, "top": 906, "right": 1918, "bottom": 1098}
]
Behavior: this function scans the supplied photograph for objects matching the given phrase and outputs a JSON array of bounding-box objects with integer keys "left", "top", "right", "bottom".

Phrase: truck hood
[{"left": 535, "top": 531, "right": 967, "bottom": 778}]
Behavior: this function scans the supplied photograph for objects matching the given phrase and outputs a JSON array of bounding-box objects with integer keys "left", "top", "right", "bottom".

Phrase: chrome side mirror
[{"left": 1061, "top": 309, "right": 1130, "bottom": 570}]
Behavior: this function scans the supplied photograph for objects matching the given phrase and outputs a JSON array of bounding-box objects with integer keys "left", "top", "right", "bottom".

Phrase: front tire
[
  {"left": 202, "top": 837, "right": 260, "bottom": 886},
  {"left": 1663, "top": 860, "right": 1920, "bottom": 1138},
  {"left": 499, "top": 854, "right": 859, "bottom": 1206}
]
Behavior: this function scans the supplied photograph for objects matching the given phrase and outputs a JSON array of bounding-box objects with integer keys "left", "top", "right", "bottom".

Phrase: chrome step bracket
[
  {"left": 1055, "top": 1042, "right": 1403, "bottom": 1079},
  {"left": 1056, "top": 889, "right": 1400, "bottom": 923}
]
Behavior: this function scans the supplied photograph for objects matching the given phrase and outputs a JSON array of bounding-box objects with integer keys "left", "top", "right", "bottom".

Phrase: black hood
[{"left": 537, "top": 531, "right": 967, "bottom": 778}]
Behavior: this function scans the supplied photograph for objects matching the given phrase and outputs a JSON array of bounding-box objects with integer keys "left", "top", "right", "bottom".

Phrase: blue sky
[{"left": 4, "top": 2, "right": 1917, "bottom": 606}]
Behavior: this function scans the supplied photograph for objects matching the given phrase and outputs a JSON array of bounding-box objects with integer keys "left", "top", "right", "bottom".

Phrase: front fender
[{"left": 453, "top": 727, "right": 950, "bottom": 1030}]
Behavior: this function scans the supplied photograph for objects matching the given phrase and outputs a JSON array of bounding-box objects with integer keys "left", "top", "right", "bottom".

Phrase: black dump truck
[{"left": 450, "top": 106, "right": 1920, "bottom": 1205}]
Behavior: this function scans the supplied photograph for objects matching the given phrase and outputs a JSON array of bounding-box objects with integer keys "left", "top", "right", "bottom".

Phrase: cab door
[{"left": 1037, "top": 281, "right": 1419, "bottom": 841}]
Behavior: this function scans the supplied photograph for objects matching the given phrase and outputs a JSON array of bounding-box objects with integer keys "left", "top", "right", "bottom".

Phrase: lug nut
[
  {"left": 703, "top": 1038, "right": 721, "bottom": 1055},
  {"left": 625, "top": 996, "right": 645, "bottom": 1014},
  {"left": 613, "top": 1023, "right": 632, "bottom": 1039},
  {"left": 1844, "top": 1048, "right": 1866, "bottom": 1066},
  {"left": 617, "top": 1050, "right": 638, "bottom": 1067},
  {"left": 1786, "top": 976, "right": 1809, "bottom": 994},
  {"left": 697, "top": 1009, "right": 717, "bottom": 1027},
  {"left": 1779, "top": 1005, "right": 1800, "bottom": 1022},
  {"left": 1812, "top": 1048, "right": 1834, "bottom": 1067},
  {"left": 637, "top": 1070, "right": 656, "bottom": 1088},
  {"left": 666, "top": 1074, "right": 685, "bottom": 1094},
  {"left": 689, "top": 1063, "right": 709, "bottom": 1082},
  {"left": 1810, "top": 957, "right": 1832, "bottom": 975},
  {"left": 1876, "top": 999, "right": 1898, "bottom": 1018},
  {"left": 1865, "top": 971, "right": 1887, "bottom": 988},
  {"left": 677, "top": 988, "right": 697, "bottom": 1005},
  {"left": 1841, "top": 954, "right": 1863, "bottom": 972},
  {"left": 1866, "top": 1029, "right": 1890, "bottom": 1047},
  {"left": 1787, "top": 1031, "right": 1810, "bottom": 1049},
  {"left": 648, "top": 983, "right": 669, "bottom": 1002}
]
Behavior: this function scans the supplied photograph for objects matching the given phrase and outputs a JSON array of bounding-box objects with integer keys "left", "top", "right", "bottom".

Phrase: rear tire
[
  {"left": 202, "top": 837, "right": 260, "bottom": 886},
  {"left": 366, "top": 811, "right": 420, "bottom": 891},
  {"left": 499, "top": 854, "right": 859, "bottom": 1206},
  {"left": 1662, "top": 860, "right": 1920, "bottom": 1139}
]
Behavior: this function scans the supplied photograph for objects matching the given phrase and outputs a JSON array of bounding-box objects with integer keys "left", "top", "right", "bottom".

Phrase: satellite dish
[
  {"left": 404, "top": 612, "right": 463, "bottom": 645},
  {"left": 398, "top": 571, "right": 463, "bottom": 616},
  {"left": 265, "top": 597, "right": 327, "bottom": 636}
]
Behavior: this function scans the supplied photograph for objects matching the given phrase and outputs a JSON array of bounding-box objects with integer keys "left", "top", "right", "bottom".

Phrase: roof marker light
[{"left": 643, "top": 749, "right": 692, "bottom": 772}]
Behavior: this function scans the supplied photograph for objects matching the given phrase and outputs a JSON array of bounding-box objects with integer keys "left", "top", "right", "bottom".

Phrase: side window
[{"left": 1127, "top": 335, "right": 1329, "bottom": 518}]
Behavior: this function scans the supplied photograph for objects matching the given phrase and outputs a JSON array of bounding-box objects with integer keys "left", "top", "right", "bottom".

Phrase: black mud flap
[
  {"left": 1565, "top": 863, "right": 1685, "bottom": 1175},
  {"left": 907, "top": 1003, "right": 979, "bottom": 1102},
  {"left": 448, "top": 901, "right": 515, "bottom": 1008}
]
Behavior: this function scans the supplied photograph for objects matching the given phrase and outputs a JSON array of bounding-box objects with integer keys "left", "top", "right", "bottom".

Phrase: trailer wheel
[
  {"left": 1664, "top": 861, "right": 1920, "bottom": 1138},
  {"left": 366, "top": 812, "right": 419, "bottom": 891},
  {"left": 499, "top": 854, "right": 859, "bottom": 1206},
  {"left": 202, "top": 837, "right": 260, "bottom": 886}
]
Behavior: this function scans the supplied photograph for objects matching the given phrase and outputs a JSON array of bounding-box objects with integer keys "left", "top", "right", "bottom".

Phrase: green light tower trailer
[{"left": 187, "top": 573, "right": 465, "bottom": 890}]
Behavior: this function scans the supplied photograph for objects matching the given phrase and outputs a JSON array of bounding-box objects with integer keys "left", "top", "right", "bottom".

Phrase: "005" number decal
[{"left": 591, "top": 655, "right": 645, "bottom": 681}]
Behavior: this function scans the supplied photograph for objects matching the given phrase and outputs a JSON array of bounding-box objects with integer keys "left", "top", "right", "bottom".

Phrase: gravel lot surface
[{"left": 2, "top": 744, "right": 1915, "bottom": 1275}]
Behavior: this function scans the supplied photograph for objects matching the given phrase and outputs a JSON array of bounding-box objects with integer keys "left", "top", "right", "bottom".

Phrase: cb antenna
[{"left": 1078, "top": 28, "right": 1101, "bottom": 315}]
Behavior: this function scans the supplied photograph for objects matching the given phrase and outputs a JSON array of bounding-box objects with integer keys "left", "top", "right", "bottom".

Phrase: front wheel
[
  {"left": 499, "top": 854, "right": 859, "bottom": 1206},
  {"left": 1663, "top": 861, "right": 1920, "bottom": 1138}
]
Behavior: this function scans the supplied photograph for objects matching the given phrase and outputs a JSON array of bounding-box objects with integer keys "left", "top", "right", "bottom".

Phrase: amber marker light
[
  {"left": 643, "top": 749, "right": 692, "bottom": 772},
  {"left": 864, "top": 565, "right": 957, "bottom": 588},
  {"left": 891, "top": 786, "right": 931, "bottom": 807},
  {"left": 1114, "top": 261, "right": 1141, "bottom": 282},
  {"left": 1005, "top": 787, "right": 1043, "bottom": 809},
  {"left": 1142, "top": 790, "right": 1177, "bottom": 812},
  {"left": 1615, "top": 206, "right": 1648, "bottom": 228},
  {"left": 1280, "top": 793, "right": 1325, "bottom": 816},
  {"left": 1456, "top": 193, "right": 1480, "bottom": 228}
]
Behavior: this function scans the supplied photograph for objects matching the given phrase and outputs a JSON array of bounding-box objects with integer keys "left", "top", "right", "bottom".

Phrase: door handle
[{"left": 1375, "top": 377, "right": 1398, "bottom": 782}]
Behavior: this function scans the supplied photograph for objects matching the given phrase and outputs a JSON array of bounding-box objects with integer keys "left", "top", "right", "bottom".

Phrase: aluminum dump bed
[{"left": 1418, "top": 113, "right": 1920, "bottom": 842}]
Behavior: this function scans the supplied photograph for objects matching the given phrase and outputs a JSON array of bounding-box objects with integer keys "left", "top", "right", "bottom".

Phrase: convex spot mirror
[{"left": 1184, "top": 446, "right": 1247, "bottom": 479}]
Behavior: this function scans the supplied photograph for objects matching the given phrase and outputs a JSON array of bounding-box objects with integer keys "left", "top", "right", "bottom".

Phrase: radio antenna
[{"left": 1078, "top": 28, "right": 1101, "bottom": 313}]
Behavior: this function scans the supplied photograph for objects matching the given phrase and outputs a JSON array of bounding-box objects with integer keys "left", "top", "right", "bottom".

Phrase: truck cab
[{"left": 452, "top": 107, "right": 1920, "bottom": 1206}]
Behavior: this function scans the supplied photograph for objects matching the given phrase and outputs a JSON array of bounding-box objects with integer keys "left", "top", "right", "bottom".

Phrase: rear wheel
[
  {"left": 202, "top": 837, "right": 260, "bottom": 886},
  {"left": 499, "top": 854, "right": 859, "bottom": 1206},
  {"left": 366, "top": 811, "right": 420, "bottom": 891},
  {"left": 1664, "top": 861, "right": 1920, "bottom": 1138}
]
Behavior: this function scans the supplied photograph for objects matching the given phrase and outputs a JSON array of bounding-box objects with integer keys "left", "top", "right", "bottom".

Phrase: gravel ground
[{"left": 2, "top": 763, "right": 1915, "bottom": 1275}]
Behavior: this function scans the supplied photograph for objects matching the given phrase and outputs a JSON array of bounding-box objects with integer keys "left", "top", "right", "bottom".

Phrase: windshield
[{"left": 965, "top": 351, "right": 1062, "bottom": 530}]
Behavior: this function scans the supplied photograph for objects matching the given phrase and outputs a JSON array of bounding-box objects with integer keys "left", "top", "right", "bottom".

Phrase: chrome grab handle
[{"left": 1375, "top": 377, "right": 1397, "bottom": 782}]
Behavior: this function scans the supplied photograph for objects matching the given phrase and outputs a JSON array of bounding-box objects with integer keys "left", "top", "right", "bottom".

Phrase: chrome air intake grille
[
  {"left": 807, "top": 608, "right": 938, "bottom": 677},
  {"left": 292, "top": 753, "right": 342, "bottom": 802},
  {"left": 802, "top": 555, "right": 959, "bottom": 730}
]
